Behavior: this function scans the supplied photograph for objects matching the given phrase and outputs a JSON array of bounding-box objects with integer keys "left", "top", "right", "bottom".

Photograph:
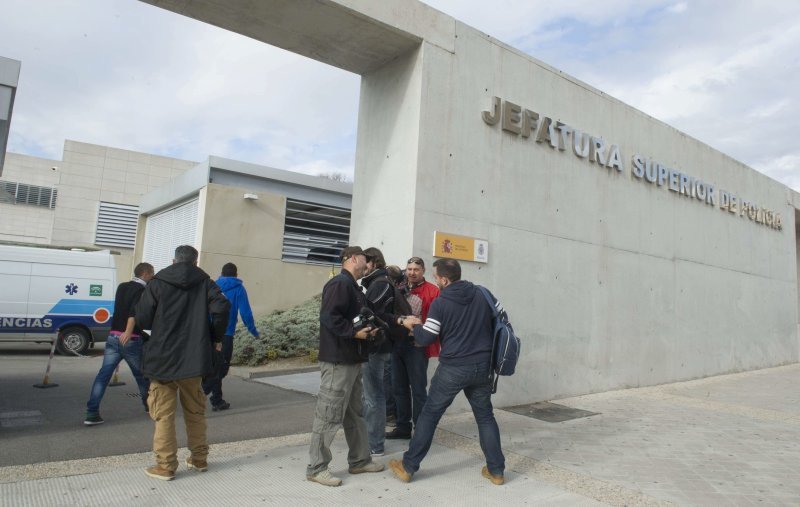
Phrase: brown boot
[
  {"left": 389, "top": 459, "right": 412, "bottom": 482},
  {"left": 481, "top": 466, "right": 504, "bottom": 485}
]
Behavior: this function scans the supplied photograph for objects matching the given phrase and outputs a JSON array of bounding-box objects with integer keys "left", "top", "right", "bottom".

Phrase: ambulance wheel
[{"left": 57, "top": 327, "right": 91, "bottom": 355}]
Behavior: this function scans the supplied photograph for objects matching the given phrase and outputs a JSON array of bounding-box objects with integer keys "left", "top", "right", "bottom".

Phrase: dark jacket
[
  {"left": 318, "top": 269, "right": 369, "bottom": 364},
  {"left": 111, "top": 279, "right": 146, "bottom": 335},
  {"left": 135, "top": 262, "right": 230, "bottom": 381},
  {"left": 361, "top": 268, "right": 401, "bottom": 354},
  {"left": 413, "top": 280, "right": 498, "bottom": 366},
  {"left": 216, "top": 276, "right": 259, "bottom": 337}
]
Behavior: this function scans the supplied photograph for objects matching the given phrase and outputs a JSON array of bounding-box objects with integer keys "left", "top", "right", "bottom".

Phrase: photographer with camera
[
  {"left": 360, "top": 247, "right": 406, "bottom": 458},
  {"left": 306, "top": 246, "right": 385, "bottom": 487}
]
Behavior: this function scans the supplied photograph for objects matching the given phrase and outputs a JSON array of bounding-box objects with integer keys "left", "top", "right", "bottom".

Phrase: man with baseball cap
[{"left": 306, "top": 246, "right": 385, "bottom": 487}]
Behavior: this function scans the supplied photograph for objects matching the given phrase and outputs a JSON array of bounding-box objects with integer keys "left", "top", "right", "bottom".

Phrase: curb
[{"left": 229, "top": 365, "right": 319, "bottom": 380}]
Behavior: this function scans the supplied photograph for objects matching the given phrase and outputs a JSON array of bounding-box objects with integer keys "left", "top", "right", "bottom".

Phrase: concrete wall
[
  {"left": 52, "top": 140, "right": 196, "bottom": 248},
  {"left": 350, "top": 46, "right": 423, "bottom": 260},
  {"left": 0, "top": 153, "right": 59, "bottom": 244},
  {"left": 197, "top": 183, "right": 333, "bottom": 318},
  {"left": 359, "top": 23, "right": 798, "bottom": 405}
]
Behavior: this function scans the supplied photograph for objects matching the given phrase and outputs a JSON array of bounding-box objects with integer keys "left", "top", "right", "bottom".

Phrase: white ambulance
[{"left": 0, "top": 245, "right": 116, "bottom": 354}]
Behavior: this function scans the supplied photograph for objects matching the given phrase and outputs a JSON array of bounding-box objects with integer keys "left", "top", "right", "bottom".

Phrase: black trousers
[{"left": 202, "top": 335, "right": 233, "bottom": 405}]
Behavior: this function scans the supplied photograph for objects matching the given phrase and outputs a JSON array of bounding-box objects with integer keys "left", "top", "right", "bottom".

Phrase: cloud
[
  {"left": 1, "top": 0, "right": 799, "bottom": 191},
  {"left": 0, "top": 0, "right": 359, "bottom": 171}
]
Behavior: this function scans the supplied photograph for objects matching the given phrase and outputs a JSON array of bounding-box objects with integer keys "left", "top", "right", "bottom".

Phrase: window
[
  {"left": 281, "top": 198, "right": 351, "bottom": 265},
  {"left": 0, "top": 180, "right": 57, "bottom": 208},
  {"left": 142, "top": 198, "right": 199, "bottom": 272},
  {"left": 95, "top": 201, "right": 139, "bottom": 249}
]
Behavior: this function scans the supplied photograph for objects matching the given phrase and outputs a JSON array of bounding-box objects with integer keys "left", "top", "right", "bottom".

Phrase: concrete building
[
  {"left": 142, "top": 0, "right": 800, "bottom": 406},
  {"left": 1, "top": 141, "right": 350, "bottom": 318},
  {"left": 0, "top": 140, "right": 196, "bottom": 280},
  {"left": 134, "top": 156, "right": 352, "bottom": 317},
  {"left": 0, "top": 56, "right": 21, "bottom": 175}
]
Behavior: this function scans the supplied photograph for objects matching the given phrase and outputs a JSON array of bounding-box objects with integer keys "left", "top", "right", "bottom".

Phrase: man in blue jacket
[
  {"left": 202, "top": 262, "right": 260, "bottom": 411},
  {"left": 389, "top": 258, "right": 506, "bottom": 486}
]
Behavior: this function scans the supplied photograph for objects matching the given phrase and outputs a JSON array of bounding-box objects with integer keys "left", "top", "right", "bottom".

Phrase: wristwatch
[{"left": 398, "top": 316, "right": 405, "bottom": 326}]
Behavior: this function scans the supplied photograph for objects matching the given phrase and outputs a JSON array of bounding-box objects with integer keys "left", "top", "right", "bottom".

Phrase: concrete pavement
[{"left": 2, "top": 363, "right": 799, "bottom": 506}]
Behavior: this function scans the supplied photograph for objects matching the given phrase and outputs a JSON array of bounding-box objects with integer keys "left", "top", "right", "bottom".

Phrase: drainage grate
[
  {"left": 503, "top": 402, "right": 599, "bottom": 423},
  {"left": 1, "top": 410, "right": 45, "bottom": 428},
  {"left": 126, "top": 393, "right": 141, "bottom": 398}
]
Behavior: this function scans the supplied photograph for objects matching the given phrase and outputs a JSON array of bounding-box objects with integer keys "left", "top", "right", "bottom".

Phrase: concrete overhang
[{"left": 139, "top": 0, "right": 454, "bottom": 74}]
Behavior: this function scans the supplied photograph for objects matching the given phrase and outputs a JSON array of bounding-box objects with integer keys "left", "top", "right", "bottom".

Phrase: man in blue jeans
[
  {"left": 84, "top": 262, "right": 154, "bottom": 425},
  {"left": 389, "top": 258, "right": 506, "bottom": 485},
  {"left": 360, "top": 248, "right": 407, "bottom": 457}
]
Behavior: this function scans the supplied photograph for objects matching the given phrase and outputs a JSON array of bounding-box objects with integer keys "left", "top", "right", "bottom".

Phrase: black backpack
[{"left": 477, "top": 286, "right": 521, "bottom": 393}]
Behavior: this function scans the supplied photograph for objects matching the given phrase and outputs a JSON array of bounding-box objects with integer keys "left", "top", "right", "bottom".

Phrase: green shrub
[{"left": 231, "top": 294, "right": 321, "bottom": 366}]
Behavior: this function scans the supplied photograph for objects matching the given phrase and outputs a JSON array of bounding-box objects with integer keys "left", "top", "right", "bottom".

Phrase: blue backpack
[{"left": 477, "top": 286, "right": 521, "bottom": 393}]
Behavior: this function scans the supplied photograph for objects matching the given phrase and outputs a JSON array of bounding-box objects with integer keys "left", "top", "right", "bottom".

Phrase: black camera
[{"left": 352, "top": 307, "right": 390, "bottom": 340}]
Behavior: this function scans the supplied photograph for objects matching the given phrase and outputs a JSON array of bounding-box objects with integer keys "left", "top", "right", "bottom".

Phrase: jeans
[
  {"left": 384, "top": 357, "right": 396, "bottom": 417},
  {"left": 403, "top": 361, "right": 505, "bottom": 477},
  {"left": 362, "top": 352, "right": 390, "bottom": 452},
  {"left": 86, "top": 334, "right": 149, "bottom": 414},
  {"left": 392, "top": 340, "right": 429, "bottom": 433},
  {"left": 202, "top": 335, "right": 233, "bottom": 405},
  {"left": 148, "top": 377, "right": 207, "bottom": 471},
  {"left": 307, "top": 361, "right": 372, "bottom": 476}
]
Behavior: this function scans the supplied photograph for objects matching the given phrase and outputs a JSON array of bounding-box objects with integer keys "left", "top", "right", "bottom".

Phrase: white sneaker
[
  {"left": 307, "top": 469, "right": 342, "bottom": 487},
  {"left": 371, "top": 450, "right": 385, "bottom": 458}
]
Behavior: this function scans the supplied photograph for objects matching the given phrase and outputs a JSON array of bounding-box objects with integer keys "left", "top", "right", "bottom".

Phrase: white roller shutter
[{"left": 142, "top": 198, "right": 199, "bottom": 272}]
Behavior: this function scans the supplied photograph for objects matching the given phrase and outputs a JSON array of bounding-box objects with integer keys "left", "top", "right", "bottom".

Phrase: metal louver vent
[
  {"left": 0, "top": 180, "right": 57, "bottom": 208},
  {"left": 95, "top": 201, "right": 139, "bottom": 248},
  {"left": 281, "top": 198, "right": 351, "bottom": 265}
]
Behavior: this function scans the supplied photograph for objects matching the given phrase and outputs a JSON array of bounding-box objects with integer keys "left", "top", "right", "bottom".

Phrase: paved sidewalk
[{"left": 1, "top": 364, "right": 798, "bottom": 506}]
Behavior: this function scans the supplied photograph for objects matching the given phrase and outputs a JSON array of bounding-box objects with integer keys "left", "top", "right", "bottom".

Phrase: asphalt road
[{"left": 0, "top": 343, "right": 317, "bottom": 467}]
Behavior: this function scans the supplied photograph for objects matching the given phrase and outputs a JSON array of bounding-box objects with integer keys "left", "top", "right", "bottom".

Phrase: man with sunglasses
[
  {"left": 386, "top": 256, "right": 440, "bottom": 440},
  {"left": 306, "top": 246, "right": 385, "bottom": 487}
]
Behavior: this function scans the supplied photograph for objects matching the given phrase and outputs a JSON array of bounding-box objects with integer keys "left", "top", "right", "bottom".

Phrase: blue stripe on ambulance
[{"left": 0, "top": 298, "right": 114, "bottom": 334}]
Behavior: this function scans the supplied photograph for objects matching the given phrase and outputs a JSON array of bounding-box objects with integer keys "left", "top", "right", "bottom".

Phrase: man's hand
[
  {"left": 402, "top": 316, "right": 422, "bottom": 331},
  {"left": 354, "top": 326, "right": 378, "bottom": 340},
  {"left": 118, "top": 332, "right": 131, "bottom": 346},
  {"left": 215, "top": 342, "right": 222, "bottom": 352}
]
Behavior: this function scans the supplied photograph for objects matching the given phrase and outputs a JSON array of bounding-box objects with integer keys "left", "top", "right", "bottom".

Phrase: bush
[{"left": 231, "top": 294, "right": 321, "bottom": 366}]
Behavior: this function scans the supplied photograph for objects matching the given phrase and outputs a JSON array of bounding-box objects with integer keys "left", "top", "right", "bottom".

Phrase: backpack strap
[
  {"left": 477, "top": 286, "right": 499, "bottom": 318},
  {"left": 477, "top": 286, "right": 501, "bottom": 393}
]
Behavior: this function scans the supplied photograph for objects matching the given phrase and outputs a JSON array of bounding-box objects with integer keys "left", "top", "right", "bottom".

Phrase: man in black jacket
[
  {"left": 390, "top": 258, "right": 506, "bottom": 486},
  {"left": 360, "top": 247, "right": 405, "bottom": 458},
  {"left": 135, "top": 245, "right": 230, "bottom": 481},
  {"left": 84, "top": 262, "right": 154, "bottom": 426},
  {"left": 306, "top": 246, "right": 385, "bottom": 487}
]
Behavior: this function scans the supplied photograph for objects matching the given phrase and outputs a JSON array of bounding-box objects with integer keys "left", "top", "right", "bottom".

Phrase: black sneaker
[
  {"left": 212, "top": 401, "right": 231, "bottom": 411},
  {"left": 84, "top": 413, "right": 104, "bottom": 426},
  {"left": 385, "top": 428, "right": 411, "bottom": 439}
]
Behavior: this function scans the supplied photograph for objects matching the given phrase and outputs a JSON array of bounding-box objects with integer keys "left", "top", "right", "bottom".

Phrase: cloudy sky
[{"left": 1, "top": 0, "right": 798, "bottom": 189}]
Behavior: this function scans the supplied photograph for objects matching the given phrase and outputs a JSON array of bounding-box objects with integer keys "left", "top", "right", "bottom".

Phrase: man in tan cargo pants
[{"left": 135, "top": 245, "right": 230, "bottom": 481}]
